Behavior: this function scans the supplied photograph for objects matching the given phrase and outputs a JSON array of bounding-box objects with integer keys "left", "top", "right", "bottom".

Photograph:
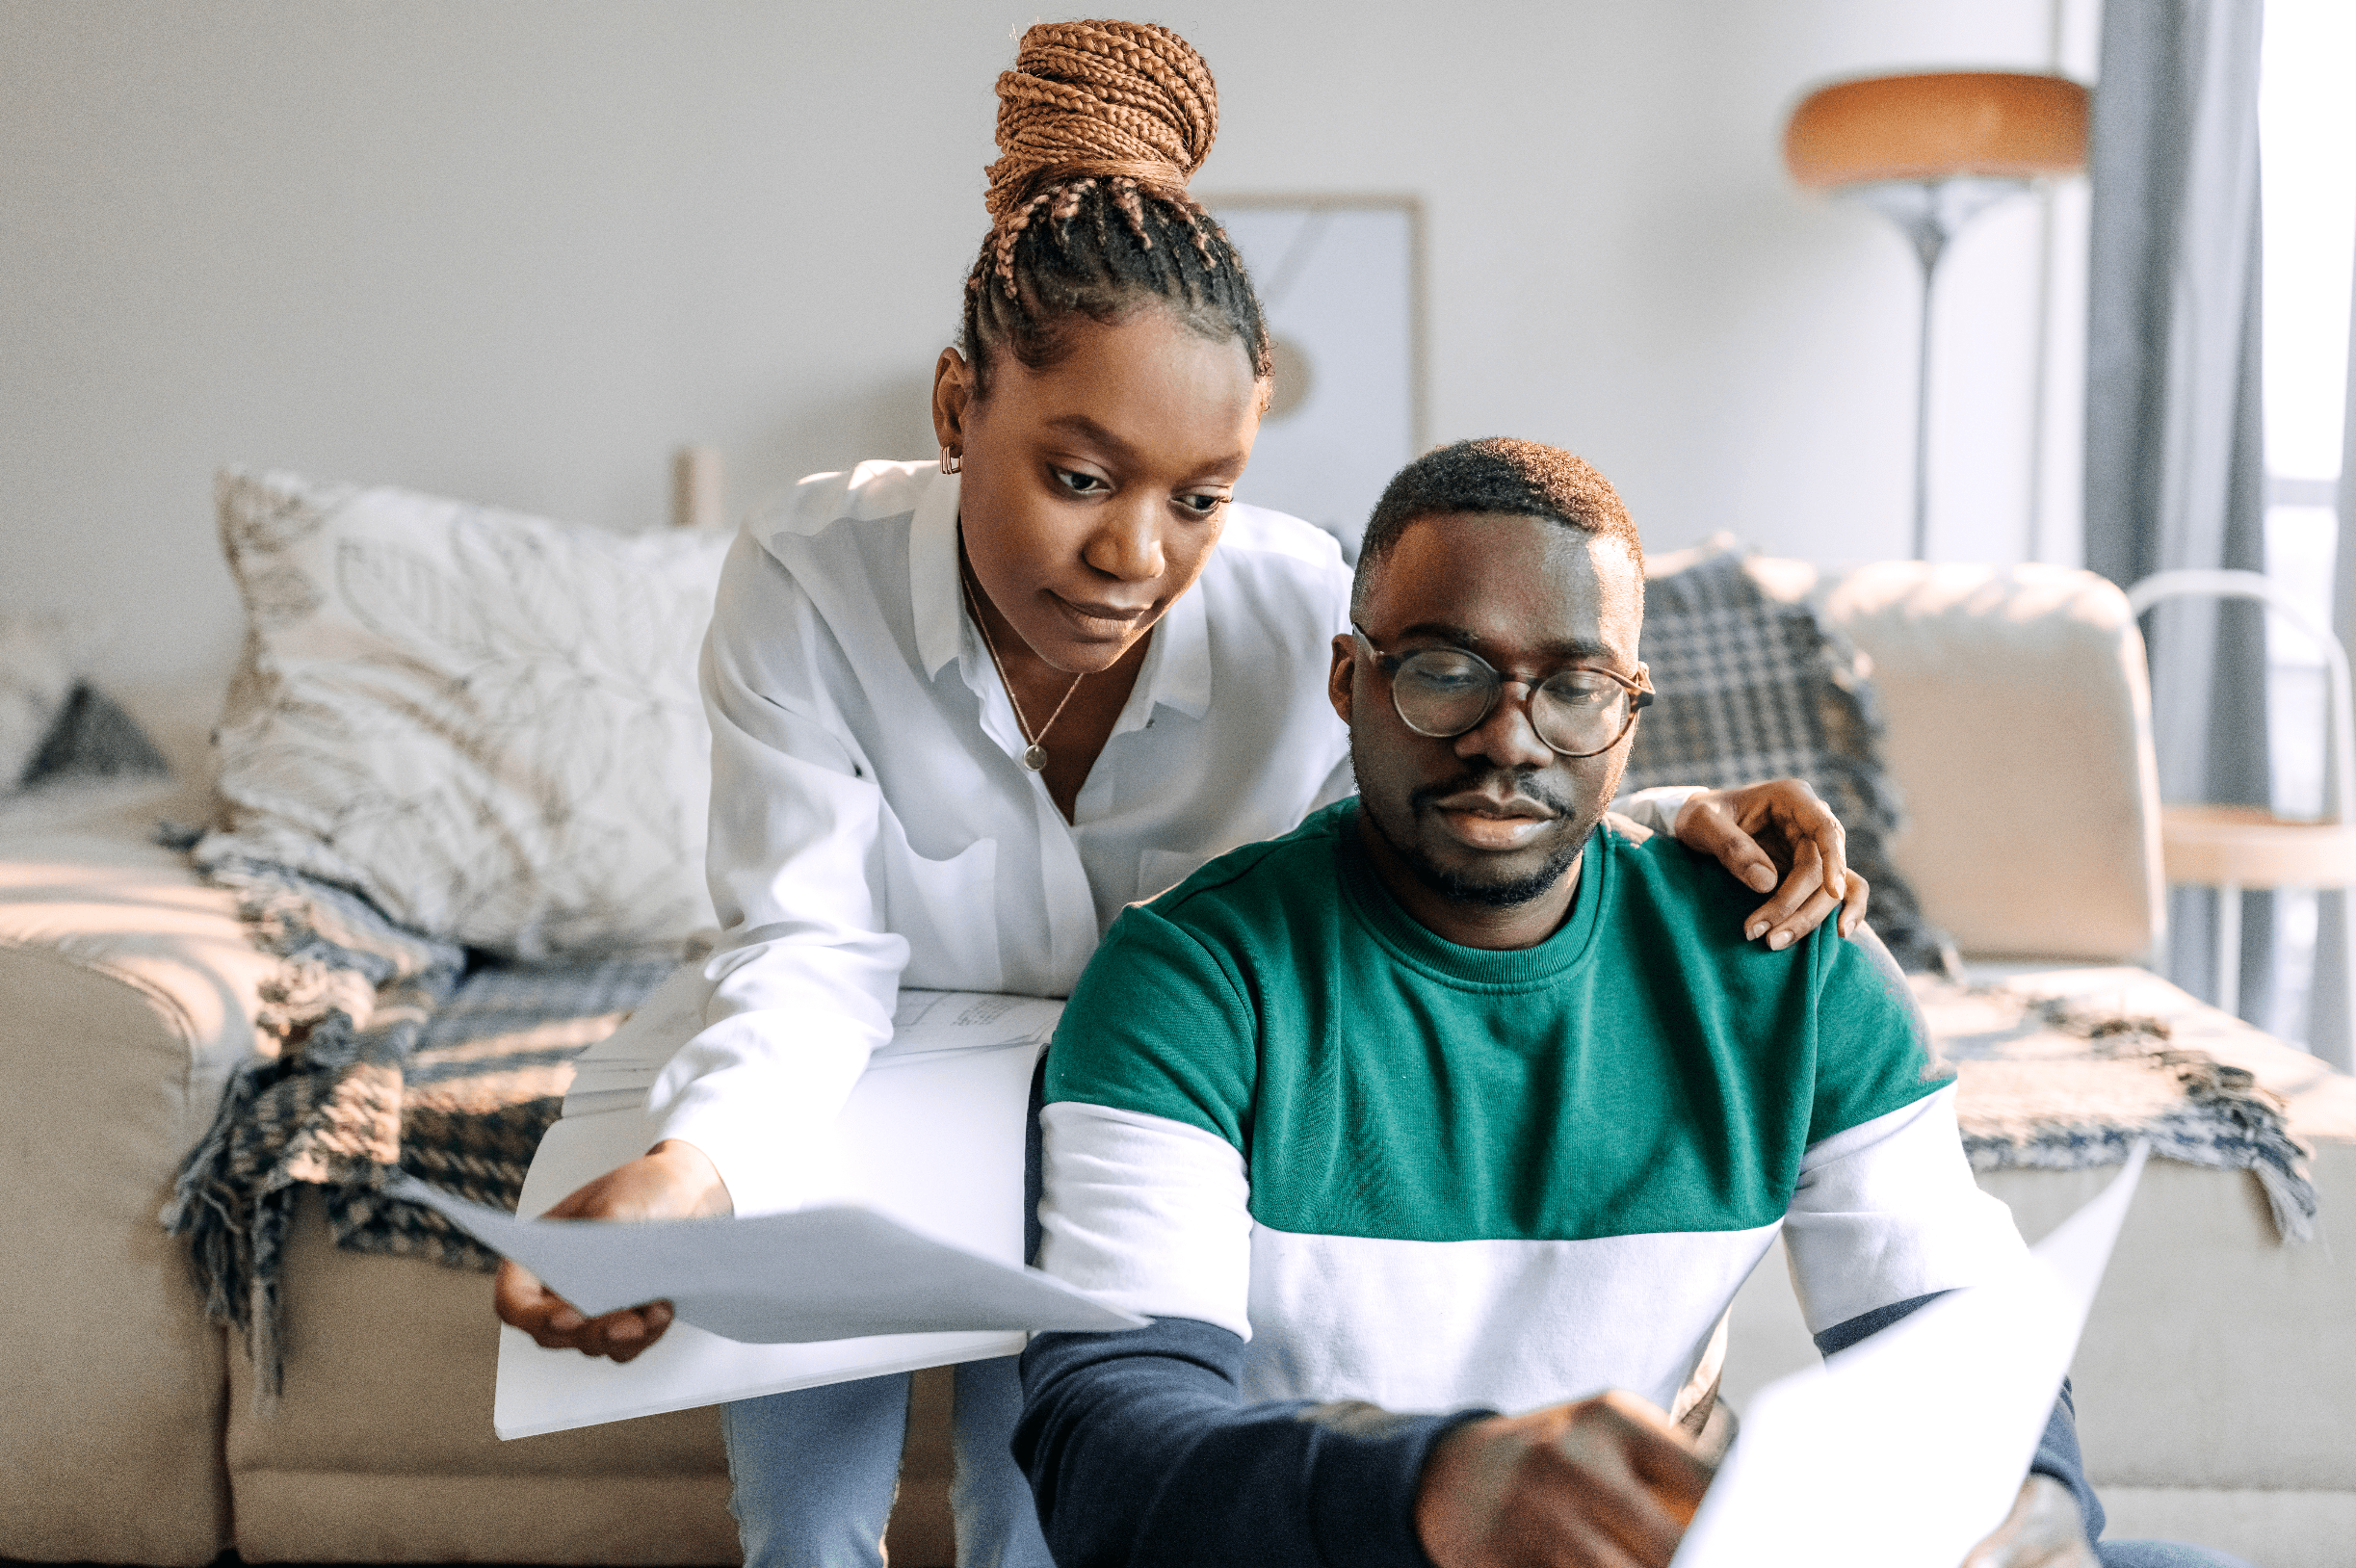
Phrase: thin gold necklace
[{"left": 960, "top": 568, "right": 1085, "bottom": 772}]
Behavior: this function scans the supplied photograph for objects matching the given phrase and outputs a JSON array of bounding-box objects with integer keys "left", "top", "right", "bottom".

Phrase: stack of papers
[{"left": 447, "top": 980, "right": 1115, "bottom": 1440}]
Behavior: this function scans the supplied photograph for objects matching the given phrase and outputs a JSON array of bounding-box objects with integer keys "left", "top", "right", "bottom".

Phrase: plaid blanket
[
  {"left": 162, "top": 849, "right": 671, "bottom": 1398},
  {"left": 1921, "top": 977, "right": 2317, "bottom": 1242},
  {"left": 1624, "top": 546, "right": 1948, "bottom": 970}
]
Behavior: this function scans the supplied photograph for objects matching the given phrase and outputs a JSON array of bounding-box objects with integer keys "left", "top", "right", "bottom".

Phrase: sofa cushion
[{"left": 200, "top": 470, "right": 731, "bottom": 959}]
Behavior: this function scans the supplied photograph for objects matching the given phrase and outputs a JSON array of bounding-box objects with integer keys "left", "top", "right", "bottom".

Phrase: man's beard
[{"left": 1359, "top": 765, "right": 1597, "bottom": 909}]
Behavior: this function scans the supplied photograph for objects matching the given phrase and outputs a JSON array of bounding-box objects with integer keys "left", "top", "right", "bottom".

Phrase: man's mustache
[{"left": 1407, "top": 768, "right": 1576, "bottom": 821}]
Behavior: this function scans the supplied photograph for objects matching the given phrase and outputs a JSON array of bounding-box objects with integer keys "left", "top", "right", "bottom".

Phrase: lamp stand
[{"left": 1845, "top": 177, "right": 2032, "bottom": 560}]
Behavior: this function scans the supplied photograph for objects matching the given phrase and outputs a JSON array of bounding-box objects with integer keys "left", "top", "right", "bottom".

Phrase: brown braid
[{"left": 960, "top": 19, "right": 1270, "bottom": 393}]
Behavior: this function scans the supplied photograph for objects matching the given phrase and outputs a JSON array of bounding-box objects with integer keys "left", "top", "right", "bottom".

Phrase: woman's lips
[{"left": 1048, "top": 590, "right": 1158, "bottom": 639}]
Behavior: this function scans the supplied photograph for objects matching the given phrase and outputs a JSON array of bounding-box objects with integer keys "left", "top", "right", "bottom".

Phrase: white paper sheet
[
  {"left": 468, "top": 981, "right": 1112, "bottom": 1439},
  {"left": 1672, "top": 1143, "right": 2149, "bottom": 1568},
  {"left": 396, "top": 1178, "right": 1143, "bottom": 1342}
]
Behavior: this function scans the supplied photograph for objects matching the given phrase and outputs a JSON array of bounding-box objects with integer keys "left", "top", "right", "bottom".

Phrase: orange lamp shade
[{"left": 1784, "top": 71, "right": 2089, "bottom": 190}]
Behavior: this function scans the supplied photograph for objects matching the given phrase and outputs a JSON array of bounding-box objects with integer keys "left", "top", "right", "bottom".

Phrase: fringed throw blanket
[
  {"left": 1919, "top": 975, "right": 2318, "bottom": 1242},
  {"left": 163, "top": 851, "right": 672, "bottom": 1398}
]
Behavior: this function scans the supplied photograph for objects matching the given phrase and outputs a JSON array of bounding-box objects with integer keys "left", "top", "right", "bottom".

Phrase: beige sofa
[{"left": 2, "top": 560, "right": 2349, "bottom": 1568}]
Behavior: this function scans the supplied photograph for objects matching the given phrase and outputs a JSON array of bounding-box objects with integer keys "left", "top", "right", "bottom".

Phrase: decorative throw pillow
[
  {"left": 199, "top": 470, "right": 733, "bottom": 958},
  {"left": 22, "top": 684, "right": 170, "bottom": 785},
  {"left": 0, "top": 614, "right": 82, "bottom": 790},
  {"left": 1622, "top": 539, "right": 1950, "bottom": 970}
]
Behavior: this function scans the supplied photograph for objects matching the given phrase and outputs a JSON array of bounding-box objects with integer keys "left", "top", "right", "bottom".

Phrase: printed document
[
  {"left": 442, "top": 976, "right": 1111, "bottom": 1439},
  {"left": 1672, "top": 1143, "right": 2149, "bottom": 1568}
]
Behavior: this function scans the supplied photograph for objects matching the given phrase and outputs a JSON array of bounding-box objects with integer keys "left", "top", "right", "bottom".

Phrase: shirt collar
[
  {"left": 910, "top": 466, "right": 966, "bottom": 679},
  {"left": 910, "top": 463, "right": 1214, "bottom": 724},
  {"left": 1130, "top": 562, "right": 1212, "bottom": 724}
]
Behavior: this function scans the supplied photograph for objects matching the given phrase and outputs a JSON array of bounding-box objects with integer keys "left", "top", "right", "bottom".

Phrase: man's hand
[
  {"left": 1960, "top": 1477, "right": 2099, "bottom": 1568},
  {"left": 490, "top": 1138, "right": 731, "bottom": 1363},
  {"left": 1416, "top": 1390, "right": 1715, "bottom": 1568},
  {"left": 1671, "top": 779, "right": 1871, "bottom": 949}
]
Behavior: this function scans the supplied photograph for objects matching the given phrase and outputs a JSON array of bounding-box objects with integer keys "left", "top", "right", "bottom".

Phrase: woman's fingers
[
  {"left": 1743, "top": 838, "right": 1824, "bottom": 948},
  {"left": 492, "top": 1257, "right": 675, "bottom": 1359},
  {"left": 1671, "top": 793, "right": 1780, "bottom": 895},
  {"left": 1837, "top": 869, "right": 1871, "bottom": 939},
  {"left": 1793, "top": 799, "right": 1850, "bottom": 910},
  {"left": 581, "top": 1300, "right": 677, "bottom": 1363}
]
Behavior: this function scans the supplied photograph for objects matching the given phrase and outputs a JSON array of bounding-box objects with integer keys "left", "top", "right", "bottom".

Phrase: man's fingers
[{"left": 1553, "top": 1396, "right": 1712, "bottom": 1565}]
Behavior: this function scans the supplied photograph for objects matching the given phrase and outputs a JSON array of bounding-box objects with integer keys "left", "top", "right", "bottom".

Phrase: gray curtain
[
  {"left": 2082, "top": 0, "right": 2274, "bottom": 1022},
  {"left": 2313, "top": 255, "right": 2356, "bottom": 1064}
]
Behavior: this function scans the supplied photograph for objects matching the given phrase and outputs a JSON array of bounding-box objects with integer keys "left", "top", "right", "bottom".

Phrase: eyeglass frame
[{"left": 1349, "top": 622, "right": 1655, "bottom": 760}]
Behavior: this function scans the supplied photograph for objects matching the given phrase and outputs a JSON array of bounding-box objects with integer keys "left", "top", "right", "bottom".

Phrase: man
[{"left": 1013, "top": 439, "right": 2248, "bottom": 1568}]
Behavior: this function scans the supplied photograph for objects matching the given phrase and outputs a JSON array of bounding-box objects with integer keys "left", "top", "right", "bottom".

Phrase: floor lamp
[{"left": 1785, "top": 72, "right": 2088, "bottom": 561}]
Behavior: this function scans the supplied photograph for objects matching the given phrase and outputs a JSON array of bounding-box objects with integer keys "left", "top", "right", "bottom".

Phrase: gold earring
[{"left": 940, "top": 446, "right": 961, "bottom": 476}]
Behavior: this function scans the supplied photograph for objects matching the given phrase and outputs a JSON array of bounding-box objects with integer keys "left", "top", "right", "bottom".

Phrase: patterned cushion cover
[
  {"left": 1622, "top": 542, "right": 1949, "bottom": 970},
  {"left": 200, "top": 470, "right": 731, "bottom": 958}
]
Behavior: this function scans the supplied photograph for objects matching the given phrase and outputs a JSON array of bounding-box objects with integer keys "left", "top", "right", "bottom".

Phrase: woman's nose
[{"left": 1084, "top": 506, "right": 1165, "bottom": 582}]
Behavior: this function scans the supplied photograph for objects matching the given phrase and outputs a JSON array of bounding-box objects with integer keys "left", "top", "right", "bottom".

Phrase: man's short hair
[{"left": 1352, "top": 438, "right": 1643, "bottom": 614}]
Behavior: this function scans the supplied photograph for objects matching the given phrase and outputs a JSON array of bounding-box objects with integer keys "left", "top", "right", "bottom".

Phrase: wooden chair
[{"left": 2126, "top": 568, "right": 2356, "bottom": 1068}]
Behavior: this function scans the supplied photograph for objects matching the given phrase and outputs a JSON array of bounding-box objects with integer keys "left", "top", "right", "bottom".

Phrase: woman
[{"left": 496, "top": 20, "right": 1865, "bottom": 1568}]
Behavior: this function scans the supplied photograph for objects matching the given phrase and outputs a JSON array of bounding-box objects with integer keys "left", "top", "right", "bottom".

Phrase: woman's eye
[
  {"left": 1053, "top": 468, "right": 1108, "bottom": 495},
  {"left": 1175, "top": 492, "right": 1226, "bottom": 517}
]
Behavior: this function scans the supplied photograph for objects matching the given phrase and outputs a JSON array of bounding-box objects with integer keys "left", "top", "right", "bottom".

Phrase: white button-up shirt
[
  {"left": 646, "top": 458, "right": 1695, "bottom": 1215},
  {"left": 647, "top": 459, "right": 1359, "bottom": 1215}
]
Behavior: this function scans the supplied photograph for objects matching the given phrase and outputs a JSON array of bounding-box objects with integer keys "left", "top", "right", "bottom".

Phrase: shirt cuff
[{"left": 1616, "top": 784, "right": 1704, "bottom": 837}]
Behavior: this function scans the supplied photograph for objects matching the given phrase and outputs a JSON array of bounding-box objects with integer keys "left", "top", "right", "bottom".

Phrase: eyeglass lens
[{"left": 1390, "top": 648, "right": 1636, "bottom": 756}]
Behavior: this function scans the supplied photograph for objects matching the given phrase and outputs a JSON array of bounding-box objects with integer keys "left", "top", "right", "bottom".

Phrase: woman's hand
[
  {"left": 491, "top": 1138, "right": 732, "bottom": 1363},
  {"left": 1671, "top": 779, "right": 1871, "bottom": 949},
  {"left": 1416, "top": 1390, "right": 1715, "bottom": 1568}
]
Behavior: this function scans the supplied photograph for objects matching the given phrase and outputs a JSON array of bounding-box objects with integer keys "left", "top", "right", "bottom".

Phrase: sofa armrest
[{"left": 0, "top": 823, "right": 278, "bottom": 1565}]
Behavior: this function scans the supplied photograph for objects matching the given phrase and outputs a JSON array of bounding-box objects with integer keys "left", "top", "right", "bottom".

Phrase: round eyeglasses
[{"left": 1352, "top": 624, "right": 1653, "bottom": 759}]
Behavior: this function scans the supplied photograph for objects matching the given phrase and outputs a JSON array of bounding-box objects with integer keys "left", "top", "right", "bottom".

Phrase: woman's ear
[{"left": 932, "top": 347, "right": 973, "bottom": 452}]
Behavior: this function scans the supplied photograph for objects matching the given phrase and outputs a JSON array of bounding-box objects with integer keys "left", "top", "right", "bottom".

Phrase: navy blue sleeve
[
  {"left": 1015, "top": 1318, "right": 1487, "bottom": 1568},
  {"left": 1814, "top": 1294, "right": 2105, "bottom": 1545}
]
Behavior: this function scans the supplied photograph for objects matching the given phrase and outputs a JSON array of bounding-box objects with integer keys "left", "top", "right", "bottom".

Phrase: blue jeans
[
  {"left": 722, "top": 1356, "right": 1051, "bottom": 1568},
  {"left": 2098, "top": 1544, "right": 2257, "bottom": 1568}
]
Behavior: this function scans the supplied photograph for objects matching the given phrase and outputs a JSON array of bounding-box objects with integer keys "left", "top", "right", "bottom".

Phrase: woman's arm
[
  {"left": 1623, "top": 779, "right": 1872, "bottom": 947},
  {"left": 497, "top": 529, "right": 909, "bottom": 1358}
]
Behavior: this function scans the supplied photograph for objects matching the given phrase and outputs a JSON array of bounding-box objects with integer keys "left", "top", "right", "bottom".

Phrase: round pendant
[{"left": 1022, "top": 743, "right": 1050, "bottom": 771}]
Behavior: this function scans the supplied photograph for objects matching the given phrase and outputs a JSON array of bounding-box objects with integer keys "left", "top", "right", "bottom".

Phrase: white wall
[{"left": 0, "top": 0, "right": 2092, "bottom": 770}]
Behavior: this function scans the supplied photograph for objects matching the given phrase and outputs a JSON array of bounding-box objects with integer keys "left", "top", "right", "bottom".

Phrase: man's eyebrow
[{"left": 1390, "top": 621, "right": 1620, "bottom": 665}]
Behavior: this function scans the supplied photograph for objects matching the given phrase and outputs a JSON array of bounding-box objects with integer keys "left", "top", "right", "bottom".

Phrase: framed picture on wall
[{"left": 1205, "top": 195, "right": 1427, "bottom": 561}]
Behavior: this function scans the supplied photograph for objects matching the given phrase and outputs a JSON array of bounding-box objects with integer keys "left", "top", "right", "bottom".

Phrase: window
[{"left": 2259, "top": 0, "right": 2356, "bottom": 1040}]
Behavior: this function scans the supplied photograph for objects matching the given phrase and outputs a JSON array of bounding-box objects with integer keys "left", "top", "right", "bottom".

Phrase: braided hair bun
[
  {"left": 984, "top": 20, "right": 1217, "bottom": 224},
  {"left": 961, "top": 20, "right": 1269, "bottom": 389}
]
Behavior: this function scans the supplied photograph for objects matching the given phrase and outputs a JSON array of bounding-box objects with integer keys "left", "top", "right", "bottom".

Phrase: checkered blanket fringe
[
  {"left": 1623, "top": 549, "right": 1950, "bottom": 970},
  {"left": 160, "top": 844, "right": 670, "bottom": 1401},
  {"left": 1943, "top": 987, "right": 2318, "bottom": 1243}
]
